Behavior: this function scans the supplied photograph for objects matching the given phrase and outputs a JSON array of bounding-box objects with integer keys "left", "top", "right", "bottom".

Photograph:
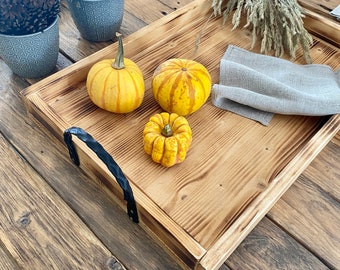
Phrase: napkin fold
[
  {"left": 330, "top": 5, "right": 340, "bottom": 20},
  {"left": 212, "top": 45, "right": 340, "bottom": 125}
]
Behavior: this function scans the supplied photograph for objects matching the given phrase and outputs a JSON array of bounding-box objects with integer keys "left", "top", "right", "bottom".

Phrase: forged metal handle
[{"left": 63, "top": 127, "right": 139, "bottom": 223}]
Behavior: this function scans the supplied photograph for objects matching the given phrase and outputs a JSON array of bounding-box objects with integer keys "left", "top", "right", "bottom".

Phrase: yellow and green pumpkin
[
  {"left": 143, "top": 112, "right": 192, "bottom": 167},
  {"left": 86, "top": 33, "right": 144, "bottom": 113},
  {"left": 152, "top": 58, "right": 211, "bottom": 116}
]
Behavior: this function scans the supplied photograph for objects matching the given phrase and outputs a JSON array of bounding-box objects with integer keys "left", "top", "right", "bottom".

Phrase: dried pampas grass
[{"left": 212, "top": 0, "right": 313, "bottom": 63}]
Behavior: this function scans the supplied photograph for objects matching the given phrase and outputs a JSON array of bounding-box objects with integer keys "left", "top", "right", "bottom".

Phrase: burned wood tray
[{"left": 22, "top": 0, "right": 340, "bottom": 269}]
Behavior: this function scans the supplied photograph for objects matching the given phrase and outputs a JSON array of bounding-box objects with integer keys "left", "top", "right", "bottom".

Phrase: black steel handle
[{"left": 63, "top": 127, "right": 139, "bottom": 223}]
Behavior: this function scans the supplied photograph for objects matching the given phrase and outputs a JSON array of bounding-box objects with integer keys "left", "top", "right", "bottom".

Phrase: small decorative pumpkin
[
  {"left": 143, "top": 112, "right": 192, "bottom": 167},
  {"left": 86, "top": 33, "right": 144, "bottom": 113},
  {"left": 152, "top": 58, "right": 211, "bottom": 116}
]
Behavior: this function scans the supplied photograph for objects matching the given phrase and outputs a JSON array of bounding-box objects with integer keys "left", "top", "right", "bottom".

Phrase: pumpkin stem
[
  {"left": 112, "top": 32, "right": 125, "bottom": 70},
  {"left": 161, "top": 124, "right": 173, "bottom": 137}
]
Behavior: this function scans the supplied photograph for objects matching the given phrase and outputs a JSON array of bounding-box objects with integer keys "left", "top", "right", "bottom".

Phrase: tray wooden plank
[{"left": 22, "top": 0, "right": 340, "bottom": 269}]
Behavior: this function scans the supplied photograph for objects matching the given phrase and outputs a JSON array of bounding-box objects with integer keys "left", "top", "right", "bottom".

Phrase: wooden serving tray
[{"left": 23, "top": 0, "right": 340, "bottom": 269}]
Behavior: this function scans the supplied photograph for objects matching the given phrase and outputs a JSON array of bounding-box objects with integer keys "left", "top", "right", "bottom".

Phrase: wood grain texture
[
  {"left": 269, "top": 173, "right": 340, "bottom": 269},
  {"left": 125, "top": 0, "right": 176, "bottom": 23},
  {"left": 226, "top": 218, "right": 330, "bottom": 270},
  {"left": 302, "top": 134, "right": 340, "bottom": 199},
  {"left": 0, "top": 55, "right": 183, "bottom": 270},
  {"left": 303, "top": 9, "right": 340, "bottom": 48},
  {"left": 22, "top": 0, "right": 340, "bottom": 269},
  {"left": 298, "top": 0, "right": 340, "bottom": 47},
  {"left": 0, "top": 134, "right": 123, "bottom": 270},
  {"left": 299, "top": 0, "right": 339, "bottom": 17},
  {"left": 0, "top": 242, "right": 21, "bottom": 270},
  {"left": 265, "top": 128, "right": 340, "bottom": 269},
  {"left": 198, "top": 114, "right": 340, "bottom": 269}
]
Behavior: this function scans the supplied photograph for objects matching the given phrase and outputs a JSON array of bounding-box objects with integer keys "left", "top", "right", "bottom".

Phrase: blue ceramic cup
[
  {"left": 67, "top": 0, "right": 124, "bottom": 42},
  {"left": 0, "top": 17, "right": 59, "bottom": 78}
]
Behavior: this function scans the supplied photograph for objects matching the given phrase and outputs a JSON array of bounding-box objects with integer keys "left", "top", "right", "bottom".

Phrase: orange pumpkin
[
  {"left": 152, "top": 58, "right": 211, "bottom": 116},
  {"left": 86, "top": 33, "right": 144, "bottom": 113}
]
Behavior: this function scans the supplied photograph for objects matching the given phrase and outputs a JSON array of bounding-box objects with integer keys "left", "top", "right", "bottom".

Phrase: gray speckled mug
[
  {"left": 0, "top": 17, "right": 59, "bottom": 78},
  {"left": 67, "top": 0, "right": 124, "bottom": 42}
]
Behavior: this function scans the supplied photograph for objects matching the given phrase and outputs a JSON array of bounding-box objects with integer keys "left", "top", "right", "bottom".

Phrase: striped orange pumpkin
[
  {"left": 86, "top": 34, "right": 144, "bottom": 113},
  {"left": 151, "top": 59, "right": 211, "bottom": 116}
]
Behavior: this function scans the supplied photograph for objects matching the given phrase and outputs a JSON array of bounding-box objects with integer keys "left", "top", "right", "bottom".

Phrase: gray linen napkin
[
  {"left": 330, "top": 5, "right": 340, "bottom": 20},
  {"left": 212, "top": 45, "right": 340, "bottom": 125}
]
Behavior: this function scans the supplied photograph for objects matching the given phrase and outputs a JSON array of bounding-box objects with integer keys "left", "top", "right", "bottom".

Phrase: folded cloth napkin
[
  {"left": 330, "top": 5, "right": 340, "bottom": 20},
  {"left": 212, "top": 45, "right": 340, "bottom": 125}
]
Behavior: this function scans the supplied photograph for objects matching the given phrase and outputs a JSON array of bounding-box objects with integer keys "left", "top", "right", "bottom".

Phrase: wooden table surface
[{"left": 1, "top": 0, "right": 339, "bottom": 269}]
